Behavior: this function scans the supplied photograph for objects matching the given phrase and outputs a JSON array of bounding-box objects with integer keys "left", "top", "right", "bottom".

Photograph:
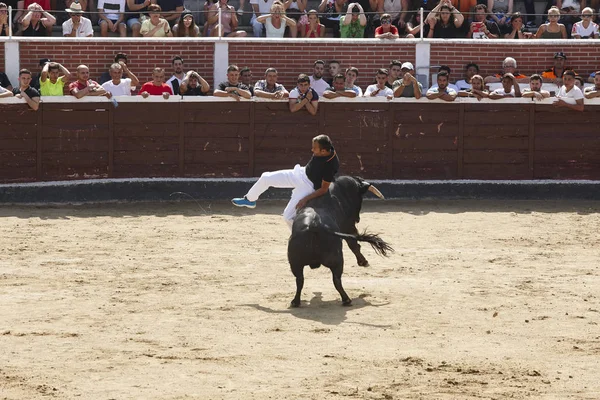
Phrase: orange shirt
[
  {"left": 452, "top": 0, "right": 477, "bottom": 14},
  {"left": 541, "top": 67, "right": 575, "bottom": 80}
]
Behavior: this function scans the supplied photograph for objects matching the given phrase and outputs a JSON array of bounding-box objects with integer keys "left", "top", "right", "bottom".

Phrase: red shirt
[
  {"left": 139, "top": 82, "right": 174, "bottom": 95},
  {"left": 375, "top": 25, "right": 399, "bottom": 36},
  {"left": 25, "top": 0, "right": 50, "bottom": 10},
  {"left": 69, "top": 79, "right": 100, "bottom": 95}
]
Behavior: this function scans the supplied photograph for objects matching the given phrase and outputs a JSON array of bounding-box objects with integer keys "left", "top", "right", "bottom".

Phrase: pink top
[
  {"left": 210, "top": 4, "right": 234, "bottom": 34},
  {"left": 304, "top": 24, "right": 322, "bottom": 38}
]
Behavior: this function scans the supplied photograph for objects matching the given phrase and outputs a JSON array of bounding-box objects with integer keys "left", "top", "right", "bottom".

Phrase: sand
[{"left": 1, "top": 200, "right": 599, "bottom": 400}]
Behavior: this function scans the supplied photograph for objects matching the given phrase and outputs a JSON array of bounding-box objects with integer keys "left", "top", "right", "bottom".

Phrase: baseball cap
[
  {"left": 401, "top": 62, "right": 414, "bottom": 70},
  {"left": 39, "top": 58, "right": 51, "bottom": 66},
  {"left": 554, "top": 52, "right": 567, "bottom": 59}
]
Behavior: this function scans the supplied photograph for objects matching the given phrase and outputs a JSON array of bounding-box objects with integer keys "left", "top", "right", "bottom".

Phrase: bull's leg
[
  {"left": 330, "top": 265, "right": 352, "bottom": 306},
  {"left": 290, "top": 265, "right": 304, "bottom": 308},
  {"left": 346, "top": 237, "right": 369, "bottom": 267}
]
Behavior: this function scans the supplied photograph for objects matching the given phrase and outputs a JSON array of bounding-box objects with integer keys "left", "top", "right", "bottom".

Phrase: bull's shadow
[{"left": 243, "top": 292, "right": 392, "bottom": 327}]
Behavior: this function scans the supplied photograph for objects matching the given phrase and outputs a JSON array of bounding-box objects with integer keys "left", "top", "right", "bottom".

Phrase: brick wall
[
  {"left": 429, "top": 41, "right": 600, "bottom": 79},
  {"left": 228, "top": 42, "right": 417, "bottom": 90},
  {"left": 17, "top": 41, "right": 215, "bottom": 87}
]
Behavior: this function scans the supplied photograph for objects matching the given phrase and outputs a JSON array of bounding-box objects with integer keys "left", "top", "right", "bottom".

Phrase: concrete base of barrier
[{"left": 0, "top": 178, "right": 599, "bottom": 204}]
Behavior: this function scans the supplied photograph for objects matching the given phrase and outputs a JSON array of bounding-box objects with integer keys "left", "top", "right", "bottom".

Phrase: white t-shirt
[
  {"left": 572, "top": 21, "right": 599, "bottom": 38},
  {"left": 429, "top": 83, "right": 460, "bottom": 93},
  {"left": 62, "top": 17, "right": 94, "bottom": 37},
  {"left": 364, "top": 84, "right": 393, "bottom": 97},
  {"left": 102, "top": 78, "right": 132, "bottom": 96},
  {"left": 426, "top": 86, "right": 458, "bottom": 96},
  {"left": 455, "top": 80, "right": 471, "bottom": 91},
  {"left": 309, "top": 76, "right": 330, "bottom": 96},
  {"left": 265, "top": 17, "right": 287, "bottom": 38},
  {"left": 250, "top": 0, "right": 275, "bottom": 15},
  {"left": 491, "top": 87, "right": 515, "bottom": 97},
  {"left": 556, "top": 85, "right": 584, "bottom": 103}
]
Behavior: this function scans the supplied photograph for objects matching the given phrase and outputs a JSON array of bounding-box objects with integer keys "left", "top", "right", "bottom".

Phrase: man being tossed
[{"left": 232, "top": 135, "right": 339, "bottom": 228}]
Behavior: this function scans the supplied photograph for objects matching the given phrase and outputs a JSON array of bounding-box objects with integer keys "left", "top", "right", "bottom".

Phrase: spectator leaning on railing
[
  {"left": 364, "top": 68, "right": 393, "bottom": 99},
  {"left": 289, "top": 73, "right": 319, "bottom": 115},
  {"left": 425, "top": 70, "right": 457, "bottom": 102},
  {"left": 522, "top": 74, "right": 550, "bottom": 101},
  {"left": 13, "top": 69, "right": 41, "bottom": 110},
  {"left": 139, "top": 67, "right": 173, "bottom": 98},
  {"left": 344, "top": 66, "right": 362, "bottom": 96},
  {"left": 101, "top": 62, "right": 139, "bottom": 96},
  {"left": 179, "top": 70, "right": 211, "bottom": 96},
  {"left": 323, "top": 73, "right": 358, "bottom": 99},
  {"left": 457, "top": 74, "right": 489, "bottom": 100},
  {"left": 213, "top": 64, "right": 252, "bottom": 101},
  {"left": 488, "top": 73, "right": 521, "bottom": 99},
  {"left": 393, "top": 62, "right": 422, "bottom": 99},
  {"left": 583, "top": 73, "right": 600, "bottom": 99},
  {"left": 70, "top": 65, "right": 110, "bottom": 98},
  {"left": 554, "top": 70, "right": 584, "bottom": 112},
  {"left": 253, "top": 68, "right": 289, "bottom": 99}
]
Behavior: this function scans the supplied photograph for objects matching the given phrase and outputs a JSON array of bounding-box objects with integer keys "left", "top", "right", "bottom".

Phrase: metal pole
[
  {"left": 8, "top": 6, "right": 12, "bottom": 39},
  {"left": 419, "top": 7, "right": 423, "bottom": 40},
  {"left": 218, "top": 7, "right": 222, "bottom": 40}
]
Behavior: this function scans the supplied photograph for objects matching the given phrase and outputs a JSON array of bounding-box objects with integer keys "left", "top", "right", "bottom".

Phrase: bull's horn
[{"left": 368, "top": 185, "right": 385, "bottom": 199}]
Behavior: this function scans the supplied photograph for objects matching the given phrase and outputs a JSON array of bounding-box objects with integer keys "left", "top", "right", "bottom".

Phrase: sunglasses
[
  {"left": 583, "top": 14, "right": 592, "bottom": 17},
  {"left": 381, "top": 20, "right": 391, "bottom": 24}
]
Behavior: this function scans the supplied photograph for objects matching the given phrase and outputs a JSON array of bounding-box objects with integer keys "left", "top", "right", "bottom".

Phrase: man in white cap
[
  {"left": 63, "top": 2, "right": 94, "bottom": 37},
  {"left": 392, "top": 62, "right": 422, "bottom": 99}
]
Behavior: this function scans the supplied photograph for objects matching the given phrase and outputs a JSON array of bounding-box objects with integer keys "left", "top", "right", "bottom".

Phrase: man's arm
[
  {"left": 513, "top": 79, "right": 522, "bottom": 98},
  {"left": 554, "top": 98, "right": 584, "bottom": 112},
  {"left": 304, "top": 99, "right": 318, "bottom": 115},
  {"left": 0, "top": 89, "right": 13, "bottom": 98},
  {"left": 584, "top": 88, "right": 600, "bottom": 99},
  {"left": 40, "top": 62, "right": 50, "bottom": 83},
  {"left": 58, "top": 63, "right": 72, "bottom": 82},
  {"left": 21, "top": 91, "right": 40, "bottom": 111},
  {"left": 323, "top": 90, "right": 340, "bottom": 99},
  {"left": 296, "top": 180, "right": 331, "bottom": 209},
  {"left": 121, "top": 63, "right": 139, "bottom": 87},
  {"left": 426, "top": 89, "right": 443, "bottom": 100}
]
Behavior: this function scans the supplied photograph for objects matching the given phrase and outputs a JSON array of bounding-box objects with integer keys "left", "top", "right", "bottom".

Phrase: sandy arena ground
[{"left": 1, "top": 199, "right": 599, "bottom": 400}]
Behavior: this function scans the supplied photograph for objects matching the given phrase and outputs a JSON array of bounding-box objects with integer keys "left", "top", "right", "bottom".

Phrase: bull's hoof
[
  {"left": 358, "top": 259, "right": 369, "bottom": 267},
  {"left": 290, "top": 299, "right": 301, "bottom": 308},
  {"left": 342, "top": 299, "right": 353, "bottom": 306}
]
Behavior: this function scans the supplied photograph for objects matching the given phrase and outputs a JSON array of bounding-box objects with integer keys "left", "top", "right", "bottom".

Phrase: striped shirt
[{"left": 97, "top": 0, "right": 126, "bottom": 21}]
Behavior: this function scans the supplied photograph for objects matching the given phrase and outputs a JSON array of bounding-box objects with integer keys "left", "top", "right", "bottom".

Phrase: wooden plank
[
  {"left": 108, "top": 102, "right": 114, "bottom": 178},
  {"left": 322, "top": 109, "right": 389, "bottom": 128},
  {"left": 0, "top": 167, "right": 37, "bottom": 183},
  {"left": 114, "top": 103, "right": 179, "bottom": 124},
  {"left": 254, "top": 103, "right": 319, "bottom": 123},
  {"left": 463, "top": 150, "right": 529, "bottom": 164},
  {"left": 43, "top": 109, "right": 109, "bottom": 125},
  {"left": 115, "top": 123, "right": 179, "bottom": 138},
  {"left": 463, "top": 137, "right": 529, "bottom": 150},
  {"left": 535, "top": 163, "right": 600, "bottom": 180},
  {"left": 392, "top": 164, "right": 458, "bottom": 179},
  {"left": 42, "top": 125, "right": 110, "bottom": 138},
  {"left": 464, "top": 110, "right": 529, "bottom": 126},
  {"left": 249, "top": 102, "right": 255, "bottom": 177},
  {"left": 535, "top": 137, "right": 600, "bottom": 150},
  {"left": 43, "top": 138, "right": 109, "bottom": 152},
  {"left": 114, "top": 150, "right": 179, "bottom": 165},
  {"left": 529, "top": 105, "right": 535, "bottom": 179},
  {"left": 185, "top": 123, "right": 252, "bottom": 138},
  {"left": 393, "top": 151, "right": 458, "bottom": 163},
  {"left": 458, "top": 103, "right": 464, "bottom": 179},
  {"left": 42, "top": 151, "right": 108, "bottom": 167},
  {"left": 0, "top": 124, "right": 38, "bottom": 138},
  {"left": 114, "top": 137, "right": 179, "bottom": 151},
  {"left": 0, "top": 105, "right": 37, "bottom": 124},
  {"left": 186, "top": 137, "right": 249, "bottom": 152},
  {"left": 254, "top": 123, "right": 319, "bottom": 138},
  {"left": 36, "top": 109, "right": 42, "bottom": 180},
  {"left": 185, "top": 163, "right": 249, "bottom": 177},
  {"left": 393, "top": 136, "right": 457, "bottom": 150},
  {"left": 463, "top": 125, "right": 529, "bottom": 137},
  {"left": 42, "top": 166, "right": 109, "bottom": 180},
  {"left": 535, "top": 107, "right": 600, "bottom": 124},
  {"left": 463, "top": 164, "right": 531, "bottom": 180},
  {"left": 112, "top": 164, "right": 179, "bottom": 178},
  {"left": 0, "top": 152, "right": 37, "bottom": 167},
  {"left": 534, "top": 150, "right": 600, "bottom": 164},
  {"left": 182, "top": 103, "right": 250, "bottom": 123},
  {"left": 184, "top": 150, "right": 249, "bottom": 164},
  {"left": 339, "top": 153, "right": 388, "bottom": 176},
  {"left": 387, "top": 106, "right": 393, "bottom": 177},
  {"left": 393, "top": 109, "right": 460, "bottom": 124},
  {"left": 534, "top": 124, "right": 599, "bottom": 137},
  {"left": 0, "top": 138, "right": 37, "bottom": 151},
  {"left": 178, "top": 103, "right": 184, "bottom": 175},
  {"left": 392, "top": 122, "right": 459, "bottom": 138}
]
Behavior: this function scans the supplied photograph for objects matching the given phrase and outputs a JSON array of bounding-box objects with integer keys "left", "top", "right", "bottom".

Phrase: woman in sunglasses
[
  {"left": 571, "top": 7, "right": 599, "bottom": 38},
  {"left": 375, "top": 13, "right": 399, "bottom": 39},
  {"left": 534, "top": 6, "right": 567, "bottom": 38}
]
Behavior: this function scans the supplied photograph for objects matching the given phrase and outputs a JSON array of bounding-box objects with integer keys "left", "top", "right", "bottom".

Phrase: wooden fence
[{"left": 1, "top": 97, "right": 600, "bottom": 183}]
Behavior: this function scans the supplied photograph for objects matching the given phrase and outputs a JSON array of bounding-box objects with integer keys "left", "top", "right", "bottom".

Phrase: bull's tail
[{"left": 328, "top": 229, "right": 394, "bottom": 257}]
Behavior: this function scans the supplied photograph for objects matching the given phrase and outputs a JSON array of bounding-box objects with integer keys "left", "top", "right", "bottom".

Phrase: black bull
[{"left": 287, "top": 176, "right": 394, "bottom": 307}]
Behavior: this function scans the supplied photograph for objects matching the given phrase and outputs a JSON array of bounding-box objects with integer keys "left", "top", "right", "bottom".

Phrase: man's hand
[
  {"left": 119, "top": 61, "right": 129, "bottom": 72},
  {"left": 162, "top": 92, "right": 170, "bottom": 99},
  {"left": 295, "top": 198, "right": 307, "bottom": 210},
  {"left": 104, "top": 91, "right": 113, "bottom": 99},
  {"left": 274, "top": 91, "right": 283, "bottom": 99},
  {"left": 306, "top": 90, "right": 313, "bottom": 101},
  {"left": 230, "top": 92, "right": 240, "bottom": 101},
  {"left": 371, "top": 88, "right": 380, "bottom": 97},
  {"left": 141, "top": 91, "right": 149, "bottom": 98}
]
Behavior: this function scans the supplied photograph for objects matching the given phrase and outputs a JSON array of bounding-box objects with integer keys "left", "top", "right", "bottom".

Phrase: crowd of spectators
[
  {"left": 2, "top": 53, "right": 600, "bottom": 112},
  {"left": 1, "top": 0, "right": 599, "bottom": 38}
]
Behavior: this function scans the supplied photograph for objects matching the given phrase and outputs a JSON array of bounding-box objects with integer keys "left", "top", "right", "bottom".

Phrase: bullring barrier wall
[
  {"left": 2, "top": 97, "right": 600, "bottom": 183},
  {"left": 2, "top": 38, "right": 600, "bottom": 93}
]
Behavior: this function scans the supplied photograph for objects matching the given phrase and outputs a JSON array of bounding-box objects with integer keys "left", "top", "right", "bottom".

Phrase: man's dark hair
[
  {"left": 147, "top": 4, "right": 161, "bottom": 12},
  {"left": 511, "top": 11, "right": 523, "bottom": 21},
  {"left": 377, "top": 68, "right": 389, "bottom": 76},
  {"left": 115, "top": 53, "right": 128, "bottom": 63},
  {"left": 437, "top": 70, "right": 449, "bottom": 79},
  {"left": 439, "top": 65, "right": 451, "bottom": 74},
  {"left": 240, "top": 66, "right": 251, "bottom": 74},
  {"left": 474, "top": 4, "right": 487, "bottom": 12},
  {"left": 329, "top": 60, "right": 340, "bottom": 66},
  {"left": 47, "top": 62, "right": 60, "bottom": 72},
  {"left": 530, "top": 74, "right": 542, "bottom": 82},
  {"left": 346, "top": 66, "right": 359, "bottom": 76},
  {"left": 466, "top": 63, "right": 479, "bottom": 72},
  {"left": 227, "top": 64, "right": 239, "bottom": 73},
  {"left": 172, "top": 56, "right": 184, "bottom": 64},
  {"left": 313, "top": 134, "right": 333, "bottom": 151},
  {"left": 563, "top": 70, "right": 576, "bottom": 78},
  {"left": 265, "top": 67, "right": 277, "bottom": 75},
  {"left": 314, "top": 60, "right": 325, "bottom": 67},
  {"left": 19, "top": 69, "right": 32, "bottom": 76},
  {"left": 389, "top": 60, "right": 402, "bottom": 68},
  {"left": 333, "top": 73, "right": 345, "bottom": 82},
  {"left": 297, "top": 73, "right": 310, "bottom": 83}
]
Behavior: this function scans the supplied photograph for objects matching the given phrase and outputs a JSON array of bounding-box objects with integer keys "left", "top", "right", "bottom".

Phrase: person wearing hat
[
  {"left": 172, "top": 9, "right": 200, "bottom": 36},
  {"left": 63, "top": 2, "right": 94, "bottom": 37},
  {"left": 97, "top": 0, "right": 127, "bottom": 37},
  {"left": 541, "top": 52, "right": 573, "bottom": 85},
  {"left": 393, "top": 62, "right": 422, "bottom": 99},
  {"left": 340, "top": 2, "right": 366, "bottom": 38}
]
